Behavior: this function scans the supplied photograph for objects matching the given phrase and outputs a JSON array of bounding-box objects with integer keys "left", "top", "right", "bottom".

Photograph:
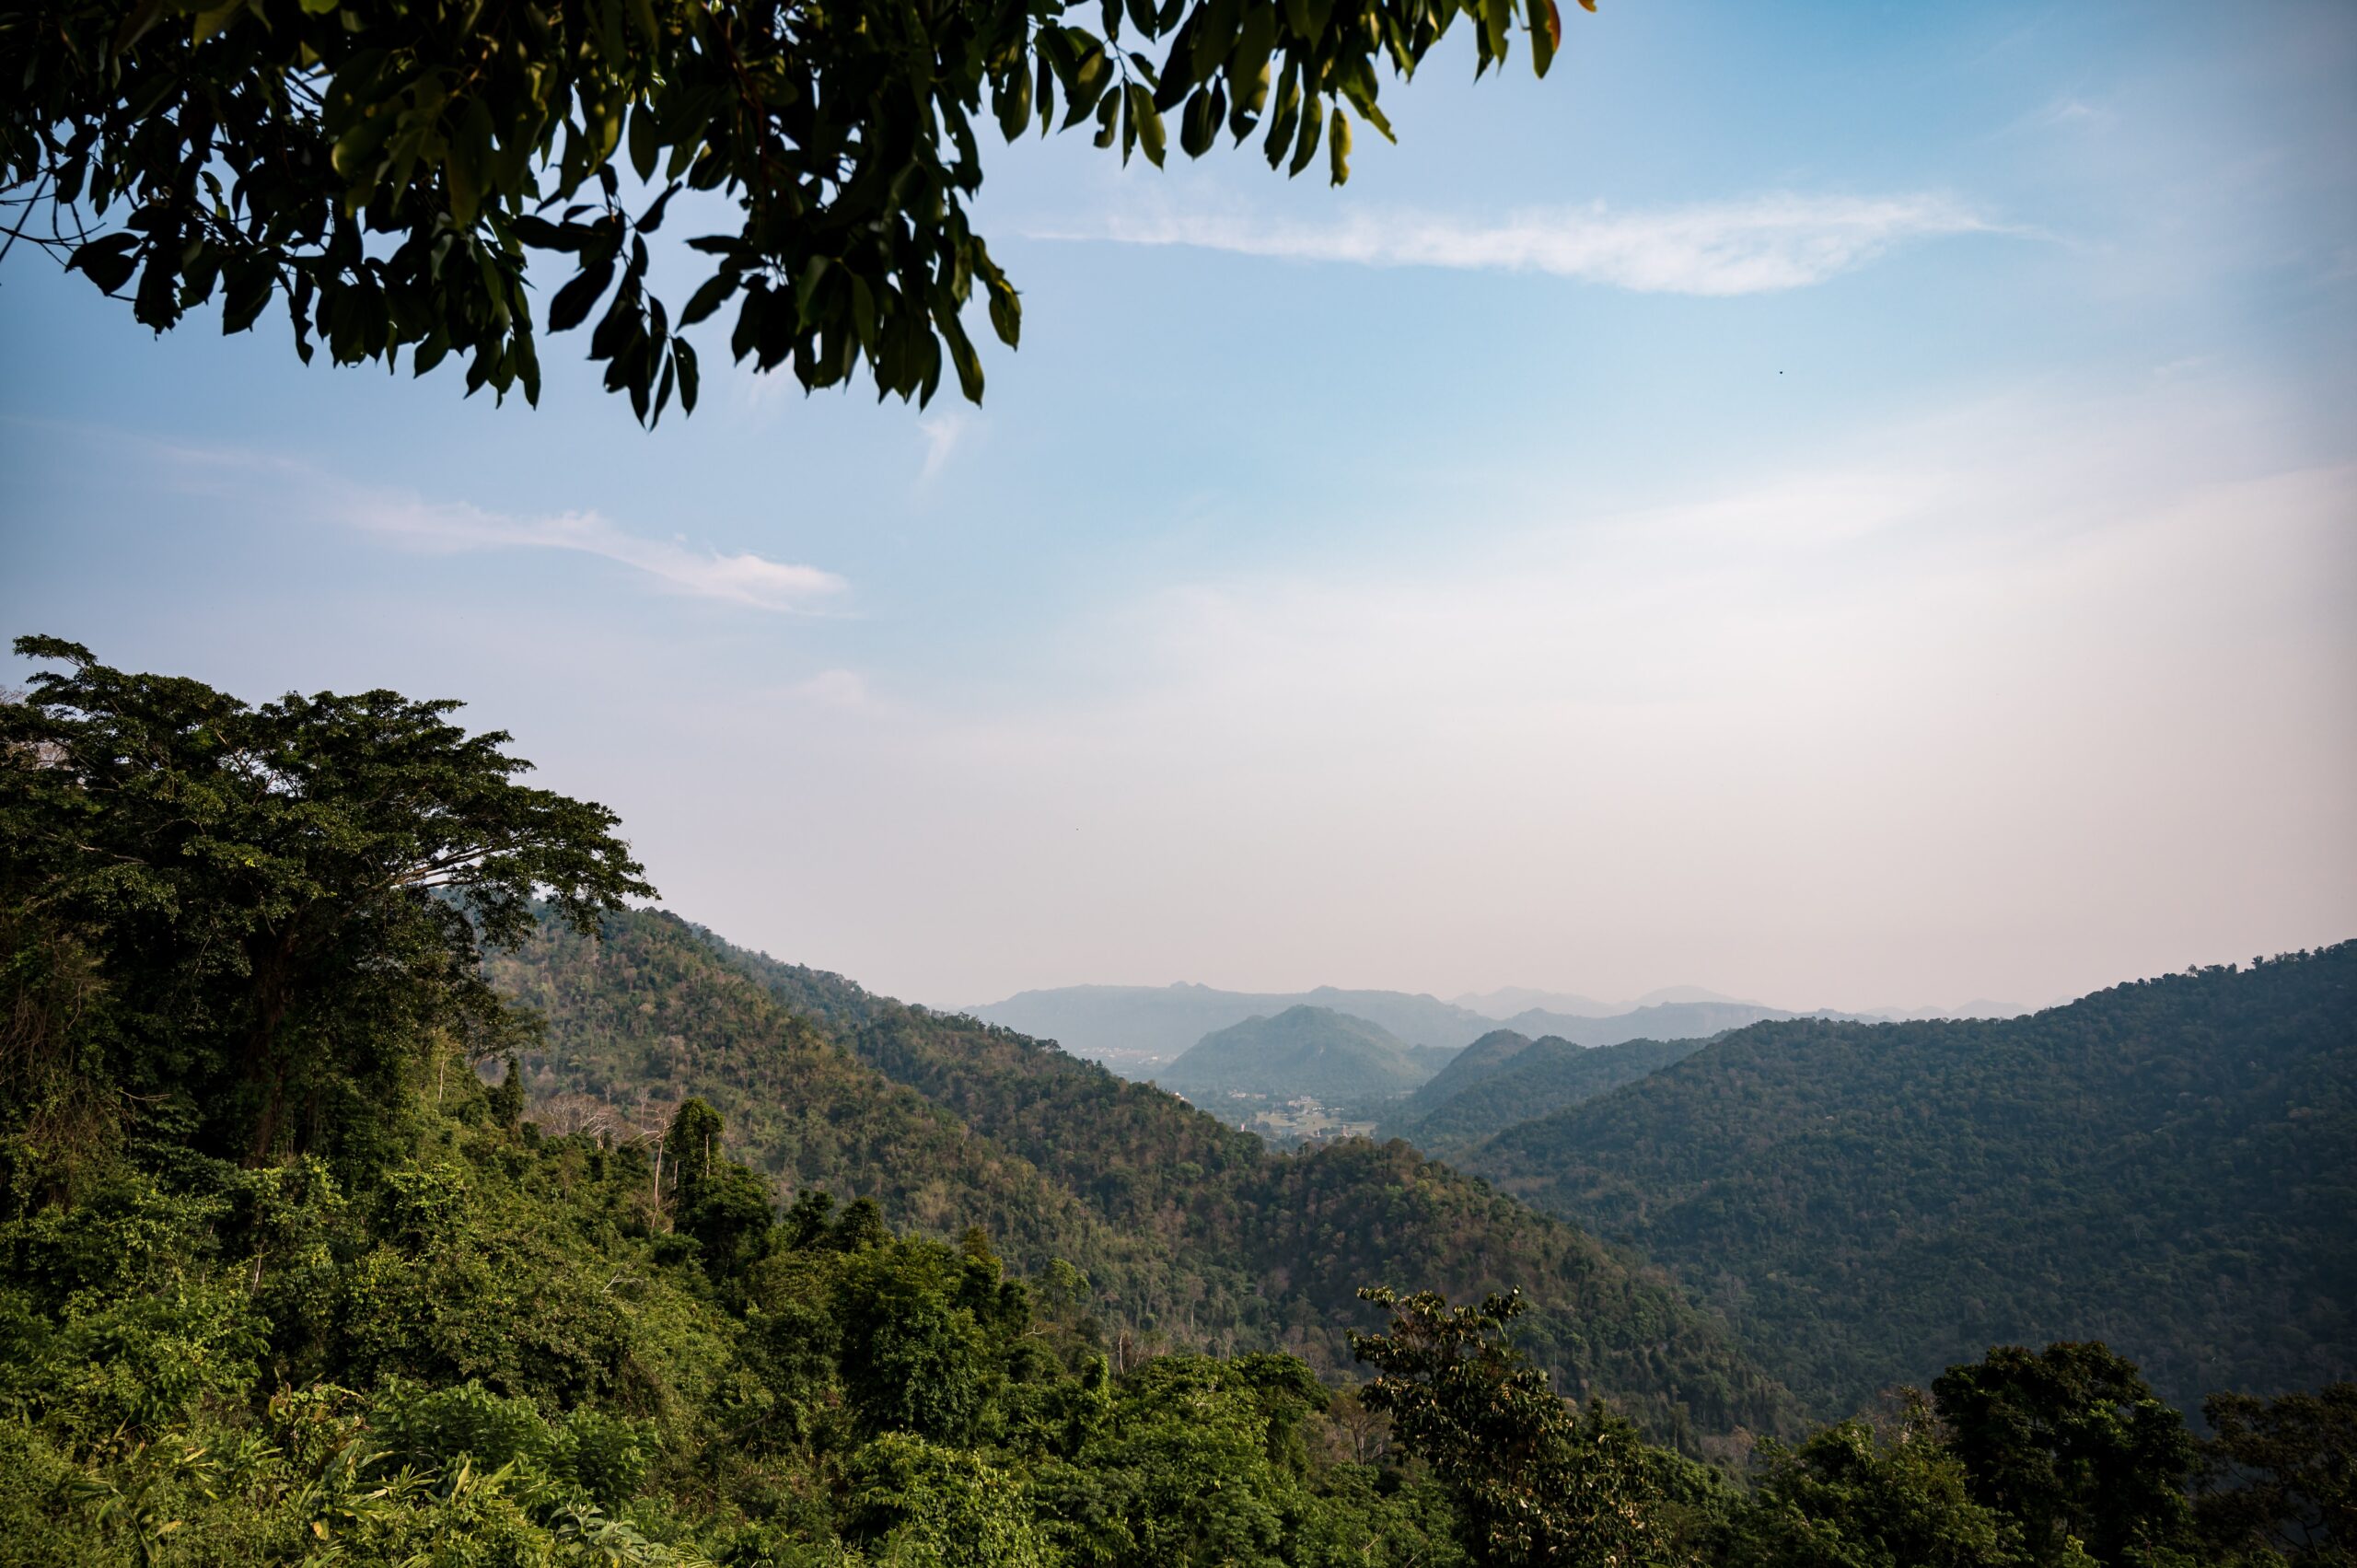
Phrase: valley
[{"left": 5, "top": 644, "right": 2348, "bottom": 1566}]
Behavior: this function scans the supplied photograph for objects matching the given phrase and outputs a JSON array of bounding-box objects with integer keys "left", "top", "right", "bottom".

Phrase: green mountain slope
[
  {"left": 484, "top": 914, "right": 1171, "bottom": 1303},
  {"left": 971, "top": 982, "right": 1492, "bottom": 1063},
  {"left": 493, "top": 911, "right": 1802, "bottom": 1450},
  {"left": 1162, "top": 1005, "right": 1431, "bottom": 1104},
  {"left": 1391, "top": 1035, "right": 1713, "bottom": 1155},
  {"left": 1385, "top": 1028, "right": 1541, "bottom": 1130},
  {"left": 1465, "top": 945, "right": 2357, "bottom": 1417}
]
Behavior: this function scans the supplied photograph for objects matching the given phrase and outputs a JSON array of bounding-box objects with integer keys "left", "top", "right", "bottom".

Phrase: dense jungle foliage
[
  {"left": 490, "top": 911, "right": 1794, "bottom": 1454},
  {"left": 1378, "top": 1034, "right": 1713, "bottom": 1156},
  {"left": 1468, "top": 951, "right": 2357, "bottom": 1418},
  {"left": 6, "top": 639, "right": 2351, "bottom": 1566}
]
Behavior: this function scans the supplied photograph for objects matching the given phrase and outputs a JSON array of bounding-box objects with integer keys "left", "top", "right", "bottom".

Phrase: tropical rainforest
[
  {"left": 4, "top": 637, "right": 2351, "bottom": 1567},
  {"left": 1463, "top": 958, "right": 2357, "bottom": 1420}
]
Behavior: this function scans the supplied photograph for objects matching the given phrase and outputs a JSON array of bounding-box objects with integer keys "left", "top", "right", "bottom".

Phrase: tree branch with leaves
[{"left": 1, "top": 0, "right": 1589, "bottom": 421}]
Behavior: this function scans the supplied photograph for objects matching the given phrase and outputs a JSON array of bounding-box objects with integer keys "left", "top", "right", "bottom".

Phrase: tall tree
[
  {"left": 2194, "top": 1384, "right": 2357, "bottom": 1564},
  {"left": 1349, "top": 1285, "right": 1676, "bottom": 1567},
  {"left": 1723, "top": 1395, "right": 2026, "bottom": 1568},
  {"left": 0, "top": 635, "right": 653, "bottom": 1164},
  {"left": 2, "top": 0, "right": 1587, "bottom": 422},
  {"left": 1932, "top": 1342, "right": 2197, "bottom": 1568}
]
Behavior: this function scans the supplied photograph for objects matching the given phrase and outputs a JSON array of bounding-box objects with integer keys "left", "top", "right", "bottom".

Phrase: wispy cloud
[
  {"left": 350, "top": 496, "right": 847, "bottom": 611},
  {"left": 784, "top": 668, "right": 872, "bottom": 708},
  {"left": 917, "top": 412, "right": 971, "bottom": 484},
  {"left": 1036, "top": 192, "right": 1998, "bottom": 295},
  {"left": 44, "top": 424, "right": 854, "bottom": 613}
]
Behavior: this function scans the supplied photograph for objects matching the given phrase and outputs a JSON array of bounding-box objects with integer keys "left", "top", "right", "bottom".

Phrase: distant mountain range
[
  {"left": 1449, "top": 984, "right": 1755, "bottom": 1018},
  {"left": 970, "top": 983, "right": 1498, "bottom": 1064},
  {"left": 970, "top": 982, "right": 1856, "bottom": 1073},
  {"left": 1494, "top": 999, "right": 1856, "bottom": 1047}
]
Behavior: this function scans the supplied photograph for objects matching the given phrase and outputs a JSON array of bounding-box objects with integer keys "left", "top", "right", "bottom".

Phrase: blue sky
[{"left": 5, "top": 0, "right": 2352, "bottom": 1011}]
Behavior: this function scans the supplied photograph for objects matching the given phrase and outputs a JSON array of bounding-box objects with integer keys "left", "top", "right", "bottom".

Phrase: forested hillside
[
  {"left": 484, "top": 919, "right": 1179, "bottom": 1318},
  {"left": 1469, "top": 947, "right": 2357, "bottom": 1418},
  {"left": 1161, "top": 1005, "right": 1429, "bottom": 1104},
  {"left": 1386, "top": 1028, "right": 1541, "bottom": 1127},
  {"left": 1384, "top": 1034, "right": 1713, "bottom": 1155},
  {"left": 9, "top": 644, "right": 2352, "bottom": 1567},
  {"left": 493, "top": 911, "right": 1799, "bottom": 1451}
]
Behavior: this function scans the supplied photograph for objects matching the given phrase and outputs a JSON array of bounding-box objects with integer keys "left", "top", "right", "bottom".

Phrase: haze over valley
[{"left": 967, "top": 979, "right": 1996, "bottom": 1079}]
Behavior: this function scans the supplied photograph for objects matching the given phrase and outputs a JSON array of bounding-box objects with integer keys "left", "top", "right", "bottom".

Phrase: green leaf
[
  {"left": 850, "top": 276, "right": 878, "bottom": 354},
  {"left": 66, "top": 232, "right": 142, "bottom": 294},
  {"left": 1064, "top": 42, "right": 1113, "bottom": 127},
  {"left": 628, "top": 103, "right": 659, "bottom": 183},
  {"left": 1262, "top": 62, "right": 1300, "bottom": 167},
  {"left": 544, "top": 261, "right": 614, "bottom": 332},
  {"left": 987, "top": 279, "right": 1021, "bottom": 346},
  {"left": 1287, "top": 90, "right": 1322, "bottom": 176},
  {"left": 1155, "top": 14, "right": 1201, "bottom": 109},
  {"left": 794, "top": 255, "right": 830, "bottom": 324},
  {"left": 330, "top": 109, "right": 399, "bottom": 183},
  {"left": 1199, "top": 0, "right": 1244, "bottom": 78},
  {"left": 1482, "top": 0, "right": 1512, "bottom": 64},
  {"left": 1180, "top": 87, "right": 1216, "bottom": 158},
  {"left": 940, "top": 308, "right": 984, "bottom": 402},
  {"left": 191, "top": 0, "right": 243, "bottom": 43},
  {"left": 996, "top": 57, "right": 1033, "bottom": 142},
  {"left": 1229, "top": 61, "right": 1270, "bottom": 136},
  {"left": 1131, "top": 84, "right": 1167, "bottom": 167},
  {"left": 1229, "top": 4, "right": 1277, "bottom": 83},
  {"left": 221, "top": 261, "right": 274, "bottom": 334},
  {"left": 679, "top": 271, "right": 737, "bottom": 326}
]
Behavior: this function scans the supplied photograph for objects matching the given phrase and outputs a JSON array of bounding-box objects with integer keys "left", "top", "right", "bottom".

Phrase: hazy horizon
[{"left": 7, "top": 0, "right": 2353, "bottom": 1015}]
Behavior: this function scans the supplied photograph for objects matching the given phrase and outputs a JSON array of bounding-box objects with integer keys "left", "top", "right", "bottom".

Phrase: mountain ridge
[
  {"left": 970, "top": 981, "right": 1494, "bottom": 1063},
  {"left": 1463, "top": 944, "right": 2357, "bottom": 1418},
  {"left": 490, "top": 908, "right": 1802, "bottom": 1452},
  {"left": 1384, "top": 1033, "right": 1718, "bottom": 1154}
]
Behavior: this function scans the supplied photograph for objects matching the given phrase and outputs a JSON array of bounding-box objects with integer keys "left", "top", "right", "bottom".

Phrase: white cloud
[
  {"left": 1036, "top": 192, "right": 1999, "bottom": 295},
  {"left": 350, "top": 496, "right": 846, "bottom": 611}
]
